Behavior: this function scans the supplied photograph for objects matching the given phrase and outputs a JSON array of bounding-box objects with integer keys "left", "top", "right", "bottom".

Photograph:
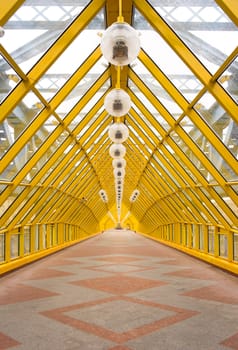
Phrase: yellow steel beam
[
  {"left": 0, "top": 47, "right": 104, "bottom": 173},
  {"left": 215, "top": 0, "right": 238, "bottom": 26},
  {"left": 0, "top": 0, "right": 106, "bottom": 123},
  {"left": 128, "top": 68, "right": 238, "bottom": 208},
  {"left": 133, "top": 0, "right": 238, "bottom": 124},
  {"left": 0, "top": 0, "right": 25, "bottom": 26},
  {"left": 0, "top": 68, "right": 110, "bottom": 212},
  {"left": 137, "top": 50, "right": 238, "bottom": 174}
]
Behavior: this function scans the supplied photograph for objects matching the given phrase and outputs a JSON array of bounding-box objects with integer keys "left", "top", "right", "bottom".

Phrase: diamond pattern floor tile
[
  {"left": 70, "top": 275, "right": 167, "bottom": 294},
  {"left": 0, "top": 230, "right": 237, "bottom": 350}
]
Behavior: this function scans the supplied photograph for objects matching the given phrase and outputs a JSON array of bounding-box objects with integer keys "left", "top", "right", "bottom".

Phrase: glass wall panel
[
  {"left": 208, "top": 226, "right": 214, "bottom": 254},
  {"left": 200, "top": 187, "right": 233, "bottom": 226},
  {"left": 3, "top": 187, "right": 38, "bottom": 228},
  {"left": 0, "top": 186, "right": 25, "bottom": 228},
  {"left": 24, "top": 226, "right": 30, "bottom": 254},
  {"left": 199, "top": 225, "right": 204, "bottom": 251},
  {"left": 34, "top": 225, "right": 39, "bottom": 251},
  {"left": 234, "top": 234, "right": 238, "bottom": 262},
  {"left": 0, "top": 234, "right": 5, "bottom": 262},
  {"left": 42, "top": 224, "right": 46, "bottom": 250},
  {"left": 213, "top": 186, "right": 238, "bottom": 218},
  {"left": 219, "top": 234, "right": 228, "bottom": 258},
  {"left": 11, "top": 232, "right": 19, "bottom": 259}
]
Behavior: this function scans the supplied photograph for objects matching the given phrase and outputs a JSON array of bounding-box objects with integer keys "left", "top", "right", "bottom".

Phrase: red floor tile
[
  {"left": 0, "top": 284, "right": 58, "bottom": 305},
  {"left": 70, "top": 275, "right": 167, "bottom": 294},
  {"left": 94, "top": 256, "right": 142, "bottom": 263},
  {"left": 221, "top": 332, "right": 238, "bottom": 349},
  {"left": 182, "top": 283, "right": 238, "bottom": 304},
  {"left": 0, "top": 332, "right": 20, "bottom": 349},
  {"left": 41, "top": 295, "right": 198, "bottom": 344}
]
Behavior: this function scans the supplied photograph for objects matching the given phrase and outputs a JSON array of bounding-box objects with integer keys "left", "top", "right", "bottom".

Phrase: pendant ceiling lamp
[
  {"left": 109, "top": 143, "right": 126, "bottom": 158},
  {"left": 113, "top": 168, "right": 125, "bottom": 179},
  {"left": 104, "top": 88, "right": 131, "bottom": 117},
  {"left": 108, "top": 122, "right": 129, "bottom": 143},
  {"left": 112, "top": 158, "right": 126, "bottom": 169},
  {"left": 100, "top": 22, "right": 140, "bottom": 66}
]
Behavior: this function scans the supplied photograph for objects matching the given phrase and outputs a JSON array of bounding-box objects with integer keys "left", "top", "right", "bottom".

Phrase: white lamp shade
[
  {"left": 109, "top": 143, "right": 126, "bottom": 158},
  {"left": 100, "top": 22, "right": 140, "bottom": 66},
  {"left": 113, "top": 168, "right": 125, "bottom": 178},
  {"left": 104, "top": 89, "right": 131, "bottom": 117},
  {"left": 108, "top": 122, "right": 129, "bottom": 143},
  {"left": 112, "top": 158, "right": 126, "bottom": 168}
]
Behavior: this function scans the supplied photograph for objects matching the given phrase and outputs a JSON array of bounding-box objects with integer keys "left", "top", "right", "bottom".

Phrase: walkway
[{"left": 0, "top": 230, "right": 238, "bottom": 350}]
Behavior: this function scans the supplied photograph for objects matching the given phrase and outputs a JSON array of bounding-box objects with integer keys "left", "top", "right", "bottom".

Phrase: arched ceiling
[{"left": 0, "top": 0, "right": 237, "bottom": 234}]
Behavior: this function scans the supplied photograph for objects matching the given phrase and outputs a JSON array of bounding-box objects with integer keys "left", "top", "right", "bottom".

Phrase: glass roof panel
[
  {"left": 132, "top": 60, "right": 183, "bottom": 119},
  {"left": 128, "top": 78, "right": 171, "bottom": 131},
  {"left": 195, "top": 92, "right": 238, "bottom": 159},
  {"left": 170, "top": 129, "right": 215, "bottom": 183},
  {"left": 218, "top": 56, "right": 238, "bottom": 105},
  {"left": 0, "top": 54, "right": 21, "bottom": 104},
  {"left": 0, "top": 91, "right": 44, "bottom": 158},
  {"left": 146, "top": 0, "right": 238, "bottom": 74},
  {"left": 35, "top": 32, "right": 105, "bottom": 101},
  {"left": 1, "top": 115, "right": 60, "bottom": 181},
  {"left": 133, "top": 8, "right": 204, "bottom": 102},
  {"left": 2, "top": 0, "right": 92, "bottom": 73},
  {"left": 55, "top": 58, "right": 108, "bottom": 119}
]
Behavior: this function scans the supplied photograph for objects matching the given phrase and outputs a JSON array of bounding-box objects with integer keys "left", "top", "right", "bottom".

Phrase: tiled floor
[{"left": 0, "top": 230, "right": 238, "bottom": 350}]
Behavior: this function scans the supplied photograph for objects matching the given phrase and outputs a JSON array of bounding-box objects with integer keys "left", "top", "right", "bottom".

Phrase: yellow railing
[
  {"left": 0, "top": 223, "right": 101, "bottom": 275},
  {"left": 138, "top": 222, "right": 238, "bottom": 275}
]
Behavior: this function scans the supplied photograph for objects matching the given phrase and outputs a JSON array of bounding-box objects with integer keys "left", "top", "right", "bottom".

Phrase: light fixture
[
  {"left": 99, "top": 189, "right": 108, "bottom": 203},
  {"left": 130, "top": 189, "right": 140, "bottom": 202},
  {"left": 113, "top": 167, "right": 125, "bottom": 178},
  {"left": 112, "top": 158, "right": 126, "bottom": 169},
  {"left": 108, "top": 122, "right": 129, "bottom": 143},
  {"left": 109, "top": 143, "right": 126, "bottom": 158},
  {"left": 100, "top": 0, "right": 141, "bottom": 226},
  {"left": 100, "top": 22, "right": 140, "bottom": 66},
  {"left": 104, "top": 89, "right": 131, "bottom": 117}
]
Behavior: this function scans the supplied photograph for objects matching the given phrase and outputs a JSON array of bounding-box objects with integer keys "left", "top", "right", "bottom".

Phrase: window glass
[
  {"left": 11, "top": 232, "right": 19, "bottom": 259},
  {"left": 24, "top": 226, "right": 31, "bottom": 254},
  {"left": 0, "top": 234, "right": 5, "bottom": 262},
  {"left": 195, "top": 92, "right": 238, "bottom": 160},
  {"left": 234, "top": 234, "right": 238, "bottom": 262},
  {"left": 218, "top": 57, "right": 238, "bottom": 104},
  {"left": 132, "top": 60, "right": 183, "bottom": 119},
  {"left": 208, "top": 226, "right": 215, "bottom": 254},
  {"left": 146, "top": 1, "right": 238, "bottom": 74},
  {"left": 219, "top": 233, "right": 228, "bottom": 258},
  {"left": 0, "top": 54, "right": 21, "bottom": 103},
  {"left": 2, "top": 0, "right": 92, "bottom": 73}
]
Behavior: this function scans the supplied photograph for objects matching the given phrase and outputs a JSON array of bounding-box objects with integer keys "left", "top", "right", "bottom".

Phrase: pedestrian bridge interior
[{"left": 0, "top": 0, "right": 238, "bottom": 276}]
